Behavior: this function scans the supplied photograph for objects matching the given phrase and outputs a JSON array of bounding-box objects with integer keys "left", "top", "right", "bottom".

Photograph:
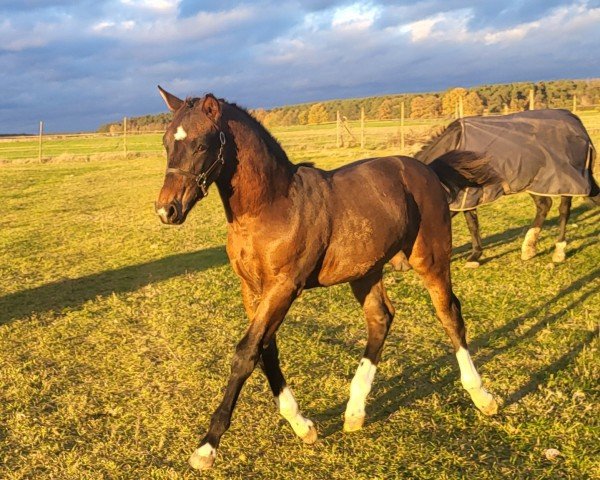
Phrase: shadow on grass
[
  {"left": 0, "top": 246, "right": 228, "bottom": 325},
  {"left": 452, "top": 203, "right": 599, "bottom": 260},
  {"left": 312, "top": 267, "right": 599, "bottom": 436}
]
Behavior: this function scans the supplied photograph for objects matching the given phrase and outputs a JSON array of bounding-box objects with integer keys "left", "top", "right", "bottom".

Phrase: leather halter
[{"left": 165, "top": 131, "right": 227, "bottom": 198}]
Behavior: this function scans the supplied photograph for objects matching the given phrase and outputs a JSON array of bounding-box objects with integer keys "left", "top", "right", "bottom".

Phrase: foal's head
[{"left": 155, "top": 86, "right": 226, "bottom": 225}]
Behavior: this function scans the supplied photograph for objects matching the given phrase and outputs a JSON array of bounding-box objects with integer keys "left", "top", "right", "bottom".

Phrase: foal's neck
[{"left": 217, "top": 114, "right": 294, "bottom": 221}]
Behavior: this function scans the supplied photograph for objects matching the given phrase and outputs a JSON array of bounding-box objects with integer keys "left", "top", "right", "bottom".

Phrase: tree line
[{"left": 98, "top": 78, "right": 600, "bottom": 132}]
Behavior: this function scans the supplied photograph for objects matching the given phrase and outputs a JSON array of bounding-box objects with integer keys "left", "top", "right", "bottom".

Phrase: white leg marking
[
  {"left": 189, "top": 442, "right": 216, "bottom": 470},
  {"left": 521, "top": 227, "right": 541, "bottom": 260},
  {"left": 552, "top": 241, "right": 567, "bottom": 263},
  {"left": 174, "top": 125, "right": 187, "bottom": 140},
  {"left": 344, "top": 358, "right": 376, "bottom": 431},
  {"left": 456, "top": 347, "right": 497, "bottom": 415},
  {"left": 277, "top": 387, "right": 314, "bottom": 440}
]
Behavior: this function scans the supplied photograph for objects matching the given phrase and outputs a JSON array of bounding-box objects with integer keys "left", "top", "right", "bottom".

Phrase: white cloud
[
  {"left": 120, "top": 0, "right": 179, "bottom": 13},
  {"left": 401, "top": 17, "right": 439, "bottom": 42},
  {"left": 91, "top": 5, "right": 257, "bottom": 44},
  {"left": 484, "top": 22, "right": 539, "bottom": 45},
  {"left": 331, "top": 2, "right": 380, "bottom": 30}
]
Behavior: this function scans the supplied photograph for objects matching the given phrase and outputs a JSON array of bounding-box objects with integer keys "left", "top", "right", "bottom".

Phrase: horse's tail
[
  {"left": 428, "top": 150, "right": 500, "bottom": 202},
  {"left": 588, "top": 145, "right": 600, "bottom": 205}
]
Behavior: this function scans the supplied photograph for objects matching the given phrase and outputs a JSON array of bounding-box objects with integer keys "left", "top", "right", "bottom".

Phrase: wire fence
[
  {"left": 1, "top": 105, "right": 599, "bottom": 164},
  {"left": 0, "top": 130, "right": 165, "bottom": 163}
]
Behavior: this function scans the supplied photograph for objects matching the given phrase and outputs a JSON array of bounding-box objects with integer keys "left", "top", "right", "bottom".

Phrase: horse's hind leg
[
  {"left": 552, "top": 196, "right": 572, "bottom": 263},
  {"left": 344, "top": 272, "right": 395, "bottom": 432},
  {"left": 522, "top": 194, "right": 552, "bottom": 260},
  {"left": 463, "top": 209, "right": 483, "bottom": 268},
  {"left": 409, "top": 245, "right": 498, "bottom": 415}
]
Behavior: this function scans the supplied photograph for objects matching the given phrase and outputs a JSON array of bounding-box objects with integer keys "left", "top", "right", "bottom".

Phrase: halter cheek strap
[{"left": 166, "top": 131, "right": 227, "bottom": 197}]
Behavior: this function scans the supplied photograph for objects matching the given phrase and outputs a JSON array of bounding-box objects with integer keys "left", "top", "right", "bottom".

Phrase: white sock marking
[
  {"left": 552, "top": 241, "right": 567, "bottom": 262},
  {"left": 456, "top": 347, "right": 493, "bottom": 409},
  {"left": 345, "top": 358, "right": 376, "bottom": 421},
  {"left": 277, "top": 387, "right": 313, "bottom": 438},
  {"left": 521, "top": 227, "right": 541, "bottom": 259},
  {"left": 193, "top": 442, "right": 216, "bottom": 459},
  {"left": 174, "top": 125, "right": 187, "bottom": 140}
]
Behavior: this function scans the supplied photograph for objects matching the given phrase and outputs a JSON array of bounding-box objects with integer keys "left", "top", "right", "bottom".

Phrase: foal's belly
[{"left": 316, "top": 221, "right": 402, "bottom": 286}]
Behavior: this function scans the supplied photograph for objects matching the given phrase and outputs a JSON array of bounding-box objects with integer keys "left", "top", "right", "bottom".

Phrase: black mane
[{"left": 186, "top": 95, "right": 315, "bottom": 170}]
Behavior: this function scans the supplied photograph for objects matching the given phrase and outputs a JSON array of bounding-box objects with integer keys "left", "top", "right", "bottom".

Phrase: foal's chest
[{"left": 226, "top": 228, "right": 264, "bottom": 289}]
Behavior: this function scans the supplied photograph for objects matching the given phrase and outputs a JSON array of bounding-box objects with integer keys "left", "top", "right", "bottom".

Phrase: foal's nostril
[
  {"left": 166, "top": 205, "right": 177, "bottom": 221},
  {"left": 156, "top": 202, "right": 178, "bottom": 224}
]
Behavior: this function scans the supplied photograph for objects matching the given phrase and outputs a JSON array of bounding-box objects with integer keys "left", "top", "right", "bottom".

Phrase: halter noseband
[{"left": 165, "top": 130, "right": 227, "bottom": 198}]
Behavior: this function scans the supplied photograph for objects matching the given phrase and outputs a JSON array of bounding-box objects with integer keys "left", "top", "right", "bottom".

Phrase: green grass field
[{"left": 0, "top": 118, "right": 598, "bottom": 479}]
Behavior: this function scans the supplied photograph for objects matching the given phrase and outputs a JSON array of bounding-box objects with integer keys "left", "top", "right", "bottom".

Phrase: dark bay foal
[{"left": 154, "top": 87, "right": 499, "bottom": 470}]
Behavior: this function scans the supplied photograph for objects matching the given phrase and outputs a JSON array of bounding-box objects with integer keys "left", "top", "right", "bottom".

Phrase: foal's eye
[{"left": 195, "top": 143, "right": 207, "bottom": 153}]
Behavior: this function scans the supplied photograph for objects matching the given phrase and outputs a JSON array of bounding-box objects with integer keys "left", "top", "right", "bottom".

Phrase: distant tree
[
  {"left": 441, "top": 88, "right": 468, "bottom": 117},
  {"left": 251, "top": 108, "right": 268, "bottom": 123},
  {"left": 377, "top": 99, "right": 394, "bottom": 119},
  {"left": 307, "top": 103, "right": 329, "bottom": 124},
  {"left": 410, "top": 95, "right": 441, "bottom": 118},
  {"left": 297, "top": 109, "right": 309, "bottom": 125},
  {"left": 463, "top": 91, "right": 484, "bottom": 115}
]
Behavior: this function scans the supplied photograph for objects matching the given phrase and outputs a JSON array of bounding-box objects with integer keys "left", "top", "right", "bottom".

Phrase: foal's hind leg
[
  {"left": 409, "top": 247, "right": 498, "bottom": 415},
  {"left": 522, "top": 194, "right": 552, "bottom": 260},
  {"left": 552, "top": 196, "right": 572, "bottom": 263},
  {"left": 344, "top": 272, "right": 395, "bottom": 432}
]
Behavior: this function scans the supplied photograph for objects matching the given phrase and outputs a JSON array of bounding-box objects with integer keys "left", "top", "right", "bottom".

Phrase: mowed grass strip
[{"left": 0, "top": 123, "right": 598, "bottom": 479}]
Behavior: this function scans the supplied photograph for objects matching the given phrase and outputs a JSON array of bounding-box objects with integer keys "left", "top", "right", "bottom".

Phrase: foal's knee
[{"left": 231, "top": 340, "right": 261, "bottom": 378}]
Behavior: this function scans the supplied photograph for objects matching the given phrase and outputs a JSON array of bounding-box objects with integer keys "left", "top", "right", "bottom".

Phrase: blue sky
[{"left": 1, "top": 0, "right": 599, "bottom": 133}]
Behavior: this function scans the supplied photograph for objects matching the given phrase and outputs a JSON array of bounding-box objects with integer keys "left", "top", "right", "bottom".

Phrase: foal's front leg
[
  {"left": 188, "top": 281, "right": 298, "bottom": 470},
  {"left": 241, "top": 282, "right": 316, "bottom": 444},
  {"left": 262, "top": 337, "right": 317, "bottom": 443}
]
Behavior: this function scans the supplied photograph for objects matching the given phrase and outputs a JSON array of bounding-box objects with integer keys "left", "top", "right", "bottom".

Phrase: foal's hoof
[
  {"left": 477, "top": 396, "right": 499, "bottom": 416},
  {"left": 521, "top": 247, "right": 537, "bottom": 261},
  {"left": 343, "top": 415, "right": 365, "bottom": 432},
  {"left": 189, "top": 445, "right": 216, "bottom": 471},
  {"left": 464, "top": 260, "right": 480, "bottom": 268},
  {"left": 301, "top": 425, "right": 318, "bottom": 444}
]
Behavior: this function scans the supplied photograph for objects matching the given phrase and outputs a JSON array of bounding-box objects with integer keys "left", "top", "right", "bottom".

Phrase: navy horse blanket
[{"left": 416, "top": 109, "right": 597, "bottom": 211}]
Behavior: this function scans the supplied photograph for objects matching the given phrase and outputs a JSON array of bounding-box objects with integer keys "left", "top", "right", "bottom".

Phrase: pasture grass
[{"left": 0, "top": 123, "right": 599, "bottom": 479}]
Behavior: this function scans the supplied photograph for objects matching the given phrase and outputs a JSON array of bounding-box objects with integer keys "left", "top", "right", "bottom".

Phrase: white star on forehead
[{"left": 174, "top": 125, "right": 187, "bottom": 141}]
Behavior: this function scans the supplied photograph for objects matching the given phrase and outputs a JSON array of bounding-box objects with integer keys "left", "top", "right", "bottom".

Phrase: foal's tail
[{"left": 428, "top": 150, "right": 500, "bottom": 202}]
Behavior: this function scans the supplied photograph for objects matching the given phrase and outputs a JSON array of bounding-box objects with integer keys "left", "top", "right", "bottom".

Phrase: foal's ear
[
  {"left": 202, "top": 94, "right": 222, "bottom": 123},
  {"left": 158, "top": 85, "right": 183, "bottom": 112}
]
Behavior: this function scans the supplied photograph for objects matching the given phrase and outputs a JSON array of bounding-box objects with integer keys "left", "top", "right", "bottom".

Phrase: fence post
[
  {"left": 458, "top": 96, "right": 464, "bottom": 118},
  {"left": 400, "top": 101, "right": 405, "bottom": 152},
  {"left": 529, "top": 88, "right": 535, "bottom": 110},
  {"left": 38, "top": 121, "right": 43, "bottom": 163},
  {"left": 123, "top": 117, "right": 127, "bottom": 159},
  {"left": 336, "top": 111, "right": 341, "bottom": 148},
  {"left": 572, "top": 94, "right": 577, "bottom": 113},
  {"left": 360, "top": 107, "right": 365, "bottom": 149}
]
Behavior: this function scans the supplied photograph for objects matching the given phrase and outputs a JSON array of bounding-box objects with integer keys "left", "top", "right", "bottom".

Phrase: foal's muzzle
[{"left": 155, "top": 201, "right": 183, "bottom": 225}]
